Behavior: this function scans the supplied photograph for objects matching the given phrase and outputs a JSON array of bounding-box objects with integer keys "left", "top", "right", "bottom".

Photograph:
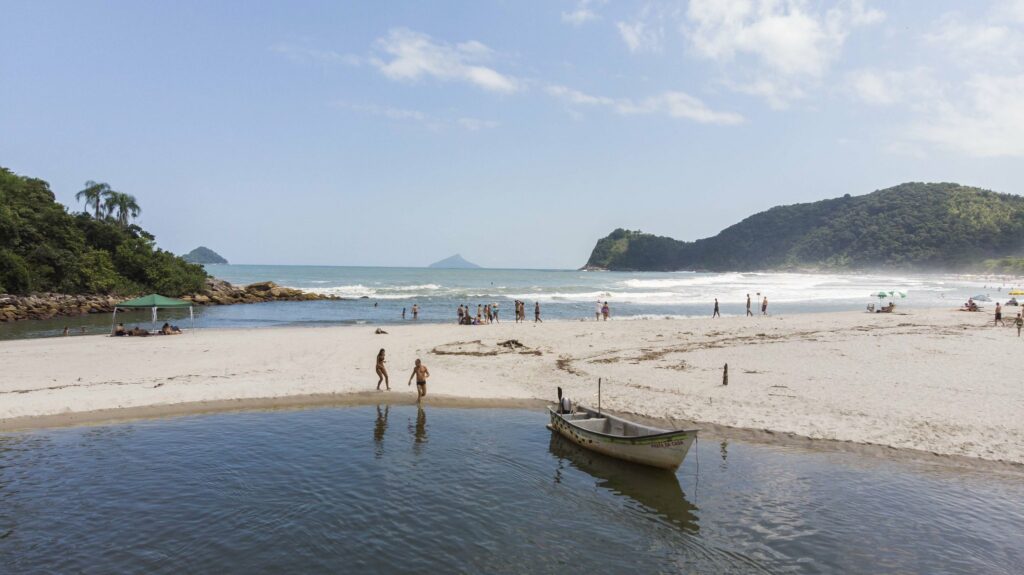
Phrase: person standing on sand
[
  {"left": 762, "top": 297, "right": 768, "bottom": 316},
  {"left": 535, "top": 301, "right": 542, "bottom": 322},
  {"left": 408, "top": 358, "right": 430, "bottom": 401},
  {"left": 746, "top": 294, "right": 753, "bottom": 317},
  {"left": 376, "top": 349, "right": 390, "bottom": 391},
  {"left": 995, "top": 302, "right": 1006, "bottom": 326},
  {"left": 596, "top": 300, "right": 602, "bottom": 321},
  {"left": 493, "top": 302, "right": 500, "bottom": 323},
  {"left": 1015, "top": 313, "right": 1023, "bottom": 336},
  {"left": 602, "top": 301, "right": 610, "bottom": 321},
  {"left": 713, "top": 298, "right": 720, "bottom": 318}
]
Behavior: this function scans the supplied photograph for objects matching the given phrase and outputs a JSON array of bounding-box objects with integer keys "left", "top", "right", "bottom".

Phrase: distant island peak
[
  {"left": 183, "top": 246, "right": 228, "bottom": 265},
  {"left": 429, "top": 254, "right": 481, "bottom": 269}
]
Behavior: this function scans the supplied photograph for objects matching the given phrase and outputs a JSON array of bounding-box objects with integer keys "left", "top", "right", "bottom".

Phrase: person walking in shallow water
[
  {"left": 408, "top": 358, "right": 429, "bottom": 402},
  {"left": 746, "top": 294, "right": 753, "bottom": 317},
  {"left": 375, "top": 348, "right": 390, "bottom": 391},
  {"left": 713, "top": 298, "right": 720, "bottom": 318}
]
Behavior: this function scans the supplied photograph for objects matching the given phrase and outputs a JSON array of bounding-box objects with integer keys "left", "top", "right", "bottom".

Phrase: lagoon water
[
  {"left": 2, "top": 265, "right": 1018, "bottom": 339},
  {"left": 1, "top": 406, "right": 1021, "bottom": 574}
]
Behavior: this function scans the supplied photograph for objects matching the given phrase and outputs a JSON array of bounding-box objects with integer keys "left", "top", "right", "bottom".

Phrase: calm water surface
[{"left": 1, "top": 406, "right": 1021, "bottom": 574}]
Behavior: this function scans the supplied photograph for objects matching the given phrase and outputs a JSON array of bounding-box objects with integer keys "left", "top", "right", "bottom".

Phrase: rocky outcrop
[
  {"left": 0, "top": 294, "right": 120, "bottom": 322},
  {"left": 0, "top": 279, "right": 339, "bottom": 323},
  {"left": 179, "top": 278, "right": 333, "bottom": 306}
]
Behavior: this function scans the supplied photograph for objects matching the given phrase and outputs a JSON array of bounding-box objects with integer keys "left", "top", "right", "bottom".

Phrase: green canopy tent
[{"left": 112, "top": 294, "right": 195, "bottom": 334}]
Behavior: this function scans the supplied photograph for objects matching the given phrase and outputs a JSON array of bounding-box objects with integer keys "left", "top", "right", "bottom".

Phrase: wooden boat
[{"left": 547, "top": 388, "right": 698, "bottom": 470}]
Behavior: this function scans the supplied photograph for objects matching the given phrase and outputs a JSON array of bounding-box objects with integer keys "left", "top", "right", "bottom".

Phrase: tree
[
  {"left": 75, "top": 180, "right": 112, "bottom": 218},
  {"left": 104, "top": 191, "right": 141, "bottom": 226}
]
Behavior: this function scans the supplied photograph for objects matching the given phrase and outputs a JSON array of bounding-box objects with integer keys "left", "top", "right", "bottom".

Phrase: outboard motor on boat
[{"left": 556, "top": 387, "right": 572, "bottom": 414}]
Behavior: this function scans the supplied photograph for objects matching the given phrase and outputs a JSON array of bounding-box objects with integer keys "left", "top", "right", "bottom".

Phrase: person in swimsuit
[
  {"left": 412, "top": 304, "right": 419, "bottom": 320},
  {"left": 376, "top": 348, "right": 390, "bottom": 391},
  {"left": 408, "top": 358, "right": 430, "bottom": 401},
  {"left": 746, "top": 294, "right": 753, "bottom": 317},
  {"left": 713, "top": 298, "right": 720, "bottom": 318},
  {"left": 995, "top": 302, "right": 1006, "bottom": 326},
  {"left": 534, "top": 301, "right": 542, "bottom": 322},
  {"left": 762, "top": 297, "right": 768, "bottom": 316},
  {"left": 493, "top": 302, "right": 499, "bottom": 323},
  {"left": 601, "top": 301, "right": 609, "bottom": 321}
]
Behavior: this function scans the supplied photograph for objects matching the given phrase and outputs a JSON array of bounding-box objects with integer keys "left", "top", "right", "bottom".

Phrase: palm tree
[
  {"left": 104, "top": 191, "right": 142, "bottom": 226},
  {"left": 75, "top": 180, "right": 112, "bottom": 218}
]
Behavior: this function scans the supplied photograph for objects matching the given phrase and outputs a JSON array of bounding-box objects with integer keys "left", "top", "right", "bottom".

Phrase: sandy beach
[{"left": 2, "top": 307, "right": 1022, "bottom": 465}]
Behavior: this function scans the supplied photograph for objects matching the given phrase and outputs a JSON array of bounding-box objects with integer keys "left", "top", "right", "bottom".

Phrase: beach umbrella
[
  {"left": 872, "top": 291, "right": 889, "bottom": 299},
  {"left": 1009, "top": 289, "right": 1024, "bottom": 296}
]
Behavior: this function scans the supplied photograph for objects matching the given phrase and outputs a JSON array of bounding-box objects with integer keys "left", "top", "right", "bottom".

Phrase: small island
[
  {"left": 428, "top": 254, "right": 481, "bottom": 269},
  {"left": 183, "top": 246, "right": 228, "bottom": 265}
]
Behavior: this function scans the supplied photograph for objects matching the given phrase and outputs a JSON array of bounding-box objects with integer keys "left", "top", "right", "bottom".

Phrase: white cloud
[
  {"left": 456, "top": 117, "right": 500, "bottom": 131},
  {"left": 545, "top": 84, "right": 615, "bottom": 106},
  {"left": 562, "top": 0, "right": 602, "bottom": 26},
  {"left": 909, "top": 74, "right": 1024, "bottom": 158},
  {"left": 682, "top": 0, "right": 884, "bottom": 107},
  {"left": 271, "top": 42, "right": 361, "bottom": 66},
  {"left": 371, "top": 28, "right": 520, "bottom": 94},
  {"left": 546, "top": 84, "right": 743, "bottom": 125},
  {"left": 616, "top": 3, "right": 677, "bottom": 54},
  {"left": 617, "top": 20, "right": 664, "bottom": 53},
  {"left": 334, "top": 101, "right": 498, "bottom": 132},
  {"left": 847, "top": 68, "right": 936, "bottom": 106},
  {"left": 924, "top": 13, "right": 1024, "bottom": 70}
]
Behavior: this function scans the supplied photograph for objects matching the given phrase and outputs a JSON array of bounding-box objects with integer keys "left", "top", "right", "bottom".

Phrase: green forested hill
[
  {"left": 183, "top": 246, "right": 228, "bottom": 264},
  {"left": 0, "top": 167, "right": 207, "bottom": 295},
  {"left": 585, "top": 183, "right": 1024, "bottom": 271}
]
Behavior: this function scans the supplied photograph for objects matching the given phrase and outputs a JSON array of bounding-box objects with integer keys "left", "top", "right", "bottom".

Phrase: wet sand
[{"left": 2, "top": 307, "right": 1022, "bottom": 465}]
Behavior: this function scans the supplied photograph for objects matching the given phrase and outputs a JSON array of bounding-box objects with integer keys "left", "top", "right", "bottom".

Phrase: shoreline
[
  {"left": 2, "top": 391, "right": 1020, "bottom": 475},
  {"left": 3, "top": 307, "right": 1023, "bottom": 466}
]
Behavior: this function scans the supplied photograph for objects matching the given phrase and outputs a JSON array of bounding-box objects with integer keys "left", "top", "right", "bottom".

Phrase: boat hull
[{"left": 547, "top": 407, "right": 696, "bottom": 470}]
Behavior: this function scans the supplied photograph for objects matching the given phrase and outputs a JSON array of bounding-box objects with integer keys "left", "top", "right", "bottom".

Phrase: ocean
[{"left": 1, "top": 265, "right": 1018, "bottom": 339}]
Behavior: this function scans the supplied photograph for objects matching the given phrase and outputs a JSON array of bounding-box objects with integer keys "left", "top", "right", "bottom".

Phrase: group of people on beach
[
  {"left": 515, "top": 300, "right": 541, "bottom": 322},
  {"left": 375, "top": 349, "right": 430, "bottom": 401},
  {"left": 109, "top": 322, "right": 182, "bottom": 337},
  {"left": 711, "top": 294, "right": 769, "bottom": 318},
  {"left": 991, "top": 302, "right": 1024, "bottom": 336},
  {"left": 457, "top": 303, "right": 499, "bottom": 325}
]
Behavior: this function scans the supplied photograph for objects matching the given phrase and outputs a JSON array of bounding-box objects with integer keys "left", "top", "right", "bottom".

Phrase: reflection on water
[
  {"left": 0, "top": 406, "right": 1022, "bottom": 574},
  {"left": 548, "top": 433, "right": 699, "bottom": 533},
  {"left": 373, "top": 405, "right": 388, "bottom": 459}
]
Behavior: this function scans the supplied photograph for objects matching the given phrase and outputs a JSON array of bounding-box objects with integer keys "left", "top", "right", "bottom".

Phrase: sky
[{"left": 3, "top": 1, "right": 1024, "bottom": 268}]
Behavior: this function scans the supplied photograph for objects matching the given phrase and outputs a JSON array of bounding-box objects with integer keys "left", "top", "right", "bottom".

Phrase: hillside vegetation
[
  {"left": 585, "top": 183, "right": 1024, "bottom": 271},
  {"left": 0, "top": 166, "right": 207, "bottom": 296}
]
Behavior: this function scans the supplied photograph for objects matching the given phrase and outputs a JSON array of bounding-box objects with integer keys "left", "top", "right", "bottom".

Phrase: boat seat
[{"left": 573, "top": 418, "right": 608, "bottom": 431}]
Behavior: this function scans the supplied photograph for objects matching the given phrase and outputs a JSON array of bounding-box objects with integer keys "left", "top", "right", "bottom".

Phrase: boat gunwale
[{"left": 548, "top": 406, "right": 698, "bottom": 442}]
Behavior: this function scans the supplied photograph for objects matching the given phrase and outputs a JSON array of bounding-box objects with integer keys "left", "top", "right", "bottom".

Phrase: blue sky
[{"left": 3, "top": 1, "right": 1024, "bottom": 268}]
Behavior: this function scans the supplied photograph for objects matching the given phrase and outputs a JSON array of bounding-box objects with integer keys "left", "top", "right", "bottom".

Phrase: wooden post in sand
[{"left": 722, "top": 363, "right": 728, "bottom": 386}]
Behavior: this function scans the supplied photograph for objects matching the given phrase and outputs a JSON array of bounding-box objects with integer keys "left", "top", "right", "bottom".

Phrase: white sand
[{"left": 2, "top": 308, "right": 1022, "bottom": 464}]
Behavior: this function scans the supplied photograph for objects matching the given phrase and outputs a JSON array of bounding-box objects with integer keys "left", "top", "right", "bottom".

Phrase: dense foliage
[
  {"left": 183, "top": 246, "right": 228, "bottom": 264},
  {"left": 0, "top": 167, "right": 207, "bottom": 295},
  {"left": 585, "top": 183, "right": 1024, "bottom": 271}
]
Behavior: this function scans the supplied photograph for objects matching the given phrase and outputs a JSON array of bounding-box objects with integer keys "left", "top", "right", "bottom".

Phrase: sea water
[
  {"left": 1, "top": 406, "right": 1021, "bottom": 574},
  {"left": 2, "top": 265, "right": 1018, "bottom": 339}
]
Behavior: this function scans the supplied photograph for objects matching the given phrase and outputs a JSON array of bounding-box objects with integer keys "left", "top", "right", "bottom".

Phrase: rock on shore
[{"left": 0, "top": 279, "right": 339, "bottom": 322}]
